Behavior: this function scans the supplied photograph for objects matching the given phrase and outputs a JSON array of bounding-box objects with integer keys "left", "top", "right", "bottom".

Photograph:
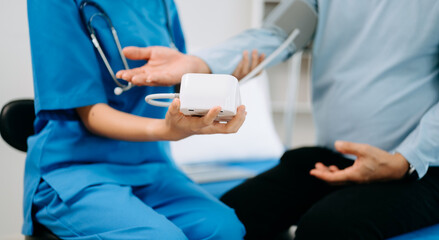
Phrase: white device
[{"left": 145, "top": 73, "right": 241, "bottom": 121}]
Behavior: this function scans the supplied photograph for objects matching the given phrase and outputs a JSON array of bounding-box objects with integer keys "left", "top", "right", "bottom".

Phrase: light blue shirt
[{"left": 195, "top": 0, "right": 439, "bottom": 178}]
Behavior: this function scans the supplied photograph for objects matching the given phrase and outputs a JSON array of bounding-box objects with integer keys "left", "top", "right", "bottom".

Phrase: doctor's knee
[{"left": 189, "top": 208, "right": 245, "bottom": 240}]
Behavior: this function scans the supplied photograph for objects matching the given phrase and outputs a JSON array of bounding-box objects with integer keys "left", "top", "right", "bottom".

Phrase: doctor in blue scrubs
[{"left": 24, "top": 0, "right": 247, "bottom": 239}]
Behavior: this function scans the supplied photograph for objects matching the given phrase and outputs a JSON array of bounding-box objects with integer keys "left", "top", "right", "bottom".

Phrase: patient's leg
[{"left": 221, "top": 147, "right": 353, "bottom": 240}]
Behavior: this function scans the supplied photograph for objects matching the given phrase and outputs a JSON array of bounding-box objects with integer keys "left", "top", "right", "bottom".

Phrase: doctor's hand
[
  {"left": 232, "top": 50, "right": 265, "bottom": 80},
  {"left": 310, "top": 141, "right": 410, "bottom": 185},
  {"left": 116, "top": 46, "right": 210, "bottom": 87},
  {"left": 162, "top": 99, "right": 247, "bottom": 141}
]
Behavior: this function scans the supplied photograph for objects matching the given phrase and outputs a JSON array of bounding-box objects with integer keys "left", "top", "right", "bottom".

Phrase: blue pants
[{"left": 34, "top": 168, "right": 245, "bottom": 240}]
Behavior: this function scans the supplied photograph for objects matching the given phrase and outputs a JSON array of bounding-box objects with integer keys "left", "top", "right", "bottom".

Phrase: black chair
[
  {"left": 0, "top": 99, "right": 60, "bottom": 240},
  {"left": 0, "top": 100, "right": 35, "bottom": 152}
]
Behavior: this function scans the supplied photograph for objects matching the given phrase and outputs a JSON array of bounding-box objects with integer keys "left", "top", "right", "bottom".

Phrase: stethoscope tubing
[
  {"left": 80, "top": 1, "right": 132, "bottom": 95},
  {"left": 79, "top": 0, "right": 176, "bottom": 95}
]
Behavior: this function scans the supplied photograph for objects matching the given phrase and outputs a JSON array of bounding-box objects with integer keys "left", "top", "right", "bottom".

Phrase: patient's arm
[
  {"left": 232, "top": 50, "right": 265, "bottom": 80},
  {"left": 76, "top": 100, "right": 246, "bottom": 142}
]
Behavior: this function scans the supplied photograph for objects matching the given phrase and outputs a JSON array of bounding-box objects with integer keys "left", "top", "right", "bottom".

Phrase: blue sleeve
[
  {"left": 193, "top": 27, "right": 295, "bottom": 75},
  {"left": 396, "top": 102, "right": 439, "bottom": 178},
  {"left": 168, "top": 0, "right": 186, "bottom": 53},
  {"left": 192, "top": 0, "right": 318, "bottom": 74},
  {"left": 28, "top": 0, "right": 107, "bottom": 120}
]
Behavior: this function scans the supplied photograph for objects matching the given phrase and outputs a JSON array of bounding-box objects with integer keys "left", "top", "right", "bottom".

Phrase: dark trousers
[{"left": 220, "top": 147, "right": 439, "bottom": 240}]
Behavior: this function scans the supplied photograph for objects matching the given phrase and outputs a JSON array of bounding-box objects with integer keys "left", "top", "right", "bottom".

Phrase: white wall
[
  {"left": 174, "top": 0, "right": 255, "bottom": 53},
  {"left": 0, "top": 0, "right": 33, "bottom": 238}
]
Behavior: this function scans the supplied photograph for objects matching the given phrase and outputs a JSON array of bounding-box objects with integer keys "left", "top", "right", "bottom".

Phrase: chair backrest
[{"left": 0, "top": 99, "right": 35, "bottom": 152}]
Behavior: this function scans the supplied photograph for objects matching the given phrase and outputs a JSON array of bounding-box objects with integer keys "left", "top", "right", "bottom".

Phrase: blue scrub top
[{"left": 24, "top": 0, "right": 186, "bottom": 235}]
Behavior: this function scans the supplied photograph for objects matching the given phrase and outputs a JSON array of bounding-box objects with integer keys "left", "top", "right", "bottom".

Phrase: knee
[
  {"left": 295, "top": 207, "right": 339, "bottom": 239},
  {"left": 295, "top": 206, "right": 376, "bottom": 240},
  {"left": 153, "top": 221, "right": 189, "bottom": 240},
  {"left": 97, "top": 224, "right": 189, "bottom": 240},
  {"left": 215, "top": 209, "right": 246, "bottom": 240},
  {"left": 188, "top": 208, "right": 245, "bottom": 240}
]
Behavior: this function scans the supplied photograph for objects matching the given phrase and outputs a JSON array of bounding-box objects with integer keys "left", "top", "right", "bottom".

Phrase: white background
[{"left": 0, "top": 0, "right": 33, "bottom": 238}]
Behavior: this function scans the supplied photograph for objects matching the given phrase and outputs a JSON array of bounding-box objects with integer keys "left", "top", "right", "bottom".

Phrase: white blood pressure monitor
[
  {"left": 180, "top": 74, "right": 241, "bottom": 121},
  {"left": 145, "top": 73, "right": 241, "bottom": 121}
]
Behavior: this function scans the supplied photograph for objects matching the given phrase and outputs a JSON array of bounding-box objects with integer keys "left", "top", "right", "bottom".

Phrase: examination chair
[
  {"left": 2, "top": 98, "right": 439, "bottom": 240},
  {"left": 0, "top": 99, "right": 60, "bottom": 240}
]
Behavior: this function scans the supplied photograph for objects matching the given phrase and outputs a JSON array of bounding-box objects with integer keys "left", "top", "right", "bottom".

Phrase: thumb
[
  {"left": 168, "top": 98, "right": 181, "bottom": 116},
  {"left": 123, "top": 46, "right": 152, "bottom": 60},
  {"left": 334, "top": 141, "right": 365, "bottom": 157}
]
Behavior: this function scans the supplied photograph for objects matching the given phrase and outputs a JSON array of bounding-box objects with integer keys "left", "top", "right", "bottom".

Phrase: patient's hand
[
  {"left": 310, "top": 141, "right": 410, "bottom": 184},
  {"left": 163, "top": 99, "right": 247, "bottom": 141},
  {"left": 232, "top": 50, "right": 265, "bottom": 80},
  {"left": 116, "top": 46, "right": 210, "bottom": 87}
]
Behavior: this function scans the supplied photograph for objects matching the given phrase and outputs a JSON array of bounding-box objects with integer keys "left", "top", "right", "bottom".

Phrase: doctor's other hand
[
  {"left": 116, "top": 46, "right": 210, "bottom": 86},
  {"left": 232, "top": 50, "right": 265, "bottom": 80},
  {"left": 310, "top": 141, "right": 410, "bottom": 185},
  {"left": 162, "top": 99, "right": 247, "bottom": 141}
]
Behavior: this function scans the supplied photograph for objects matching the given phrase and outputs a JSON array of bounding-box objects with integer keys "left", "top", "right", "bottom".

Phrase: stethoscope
[{"left": 79, "top": 0, "right": 176, "bottom": 95}]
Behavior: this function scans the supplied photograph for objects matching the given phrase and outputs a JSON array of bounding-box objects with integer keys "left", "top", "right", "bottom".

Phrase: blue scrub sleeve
[
  {"left": 396, "top": 102, "right": 439, "bottom": 178},
  {"left": 28, "top": 0, "right": 107, "bottom": 120},
  {"left": 167, "top": 0, "right": 186, "bottom": 54},
  {"left": 193, "top": 27, "right": 295, "bottom": 75}
]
